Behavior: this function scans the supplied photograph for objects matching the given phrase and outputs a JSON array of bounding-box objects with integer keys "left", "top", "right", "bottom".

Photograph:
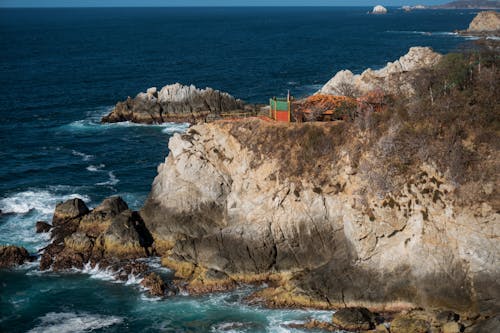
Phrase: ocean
[{"left": 0, "top": 7, "right": 478, "bottom": 332}]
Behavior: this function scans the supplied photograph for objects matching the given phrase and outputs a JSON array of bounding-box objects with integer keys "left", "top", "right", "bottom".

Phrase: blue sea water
[{"left": 0, "top": 7, "right": 477, "bottom": 332}]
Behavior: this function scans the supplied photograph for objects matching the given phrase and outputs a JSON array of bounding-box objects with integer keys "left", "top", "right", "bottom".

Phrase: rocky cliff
[
  {"left": 467, "top": 11, "right": 500, "bottom": 33},
  {"left": 102, "top": 83, "right": 252, "bottom": 124},
  {"left": 141, "top": 114, "right": 499, "bottom": 315},
  {"left": 318, "top": 47, "right": 442, "bottom": 97}
]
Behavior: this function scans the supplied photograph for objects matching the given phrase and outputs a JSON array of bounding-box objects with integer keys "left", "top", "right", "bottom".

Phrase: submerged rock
[
  {"left": 102, "top": 83, "right": 252, "bottom": 124},
  {"left": 0, "top": 245, "right": 31, "bottom": 268},
  {"left": 141, "top": 272, "right": 166, "bottom": 296}
]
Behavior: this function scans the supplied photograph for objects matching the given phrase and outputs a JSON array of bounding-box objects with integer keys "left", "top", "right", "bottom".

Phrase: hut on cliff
[{"left": 269, "top": 92, "right": 292, "bottom": 122}]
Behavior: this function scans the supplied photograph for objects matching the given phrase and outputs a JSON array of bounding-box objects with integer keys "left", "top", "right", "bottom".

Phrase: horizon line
[{"left": 0, "top": 5, "right": 432, "bottom": 9}]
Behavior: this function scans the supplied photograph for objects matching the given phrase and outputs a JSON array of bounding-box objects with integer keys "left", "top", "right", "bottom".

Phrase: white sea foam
[
  {"left": 0, "top": 188, "right": 90, "bottom": 251},
  {"left": 80, "top": 262, "right": 144, "bottom": 286},
  {"left": 27, "top": 312, "right": 123, "bottom": 333},
  {"left": 81, "top": 263, "right": 117, "bottom": 282},
  {"left": 161, "top": 122, "right": 190, "bottom": 134},
  {"left": 0, "top": 190, "right": 87, "bottom": 215},
  {"left": 86, "top": 163, "right": 105, "bottom": 172},
  {"left": 96, "top": 171, "right": 119, "bottom": 186},
  {"left": 71, "top": 150, "right": 94, "bottom": 161}
]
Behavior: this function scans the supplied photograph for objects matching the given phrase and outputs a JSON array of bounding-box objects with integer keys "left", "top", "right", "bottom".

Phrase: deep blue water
[{"left": 0, "top": 7, "right": 477, "bottom": 332}]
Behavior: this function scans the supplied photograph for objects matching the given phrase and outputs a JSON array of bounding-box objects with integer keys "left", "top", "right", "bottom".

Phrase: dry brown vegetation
[{"left": 224, "top": 42, "right": 499, "bottom": 203}]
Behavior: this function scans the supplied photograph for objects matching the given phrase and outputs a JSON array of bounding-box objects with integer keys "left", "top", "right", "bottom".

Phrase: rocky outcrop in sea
[
  {"left": 465, "top": 11, "right": 500, "bottom": 35},
  {"left": 102, "top": 83, "right": 254, "bottom": 124},
  {"left": 317, "top": 47, "right": 442, "bottom": 97},
  {"left": 372, "top": 5, "right": 388, "bottom": 14}
]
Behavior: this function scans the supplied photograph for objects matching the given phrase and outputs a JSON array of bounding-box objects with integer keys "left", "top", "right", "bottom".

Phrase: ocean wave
[
  {"left": 0, "top": 189, "right": 90, "bottom": 251},
  {"left": 86, "top": 163, "right": 105, "bottom": 172},
  {"left": 96, "top": 171, "right": 119, "bottom": 186},
  {"left": 385, "top": 30, "right": 477, "bottom": 39},
  {"left": 0, "top": 189, "right": 89, "bottom": 215},
  {"left": 65, "top": 106, "right": 190, "bottom": 135},
  {"left": 161, "top": 122, "right": 190, "bottom": 134},
  {"left": 27, "top": 312, "right": 123, "bottom": 333},
  {"left": 80, "top": 262, "right": 144, "bottom": 286},
  {"left": 71, "top": 150, "right": 94, "bottom": 162}
]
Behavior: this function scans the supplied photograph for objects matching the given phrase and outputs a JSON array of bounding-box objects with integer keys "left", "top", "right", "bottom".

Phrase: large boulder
[
  {"left": 332, "top": 307, "right": 375, "bottom": 330},
  {"left": 79, "top": 196, "right": 128, "bottom": 237},
  {"left": 390, "top": 314, "right": 430, "bottom": 333},
  {"left": 467, "top": 11, "right": 500, "bottom": 33},
  {"left": 102, "top": 83, "right": 249, "bottom": 124},
  {"left": 0, "top": 245, "right": 31, "bottom": 268},
  {"left": 100, "top": 210, "right": 153, "bottom": 259},
  {"left": 52, "top": 198, "right": 89, "bottom": 226}
]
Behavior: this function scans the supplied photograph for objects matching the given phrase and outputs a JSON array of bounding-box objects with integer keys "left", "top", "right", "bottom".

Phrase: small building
[{"left": 269, "top": 93, "right": 291, "bottom": 122}]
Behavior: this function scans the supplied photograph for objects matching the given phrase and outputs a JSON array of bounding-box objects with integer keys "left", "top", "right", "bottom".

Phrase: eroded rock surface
[
  {"left": 141, "top": 117, "right": 499, "bottom": 315},
  {"left": 467, "top": 11, "right": 500, "bottom": 33},
  {"left": 42, "top": 197, "right": 152, "bottom": 270},
  {"left": 318, "top": 47, "right": 442, "bottom": 97},
  {"left": 102, "top": 83, "right": 252, "bottom": 124}
]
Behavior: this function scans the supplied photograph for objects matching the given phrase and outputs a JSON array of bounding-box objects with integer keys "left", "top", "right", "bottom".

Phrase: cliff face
[
  {"left": 318, "top": 47, "right": 442, "bottom": 97},
  {"left": 467, "top": 11, "right": 500, "bottom": 33},
  {"left": 141, "top": 117, "right": 499, "bottom": 314},
  {"left": 102, "top": 83, "right": 249, "bottom": 124}
]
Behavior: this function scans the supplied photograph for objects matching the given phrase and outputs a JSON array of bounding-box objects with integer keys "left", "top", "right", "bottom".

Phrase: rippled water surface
[{"left": 0, "top": 7, "right": 476, "bottom": 332}]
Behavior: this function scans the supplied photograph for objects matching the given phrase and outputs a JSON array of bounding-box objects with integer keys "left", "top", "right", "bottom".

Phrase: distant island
[{"left": 432, "top": 0, "right": 500, "bottom": 9}]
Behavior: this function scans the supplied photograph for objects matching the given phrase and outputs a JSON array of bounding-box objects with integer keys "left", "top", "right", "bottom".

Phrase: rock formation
[
  {"left": 318, "top": 47, "right": 442, "bottom": 97},
  {"left": 467, "top": 11, "right": 500, "bottom": 33},
  {"left": 38, "top": 196, "right": 171, "bottom": 296},
  {"left": 0, "top": 245, "right": 32, "bottom": 268},
  {"left": 140, "top": 116, "right": 499, "bottom": 316},
  {"left": 372, "top": 5, "right": 388, "bottom": 14},
  {"left": 102, "top": 83, "right": 254, "bottom": 124}
]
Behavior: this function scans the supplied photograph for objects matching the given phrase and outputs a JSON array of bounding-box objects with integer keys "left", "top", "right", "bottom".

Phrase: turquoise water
[{"left": 0, "top": 7, "right": 477, "bottom": 332}]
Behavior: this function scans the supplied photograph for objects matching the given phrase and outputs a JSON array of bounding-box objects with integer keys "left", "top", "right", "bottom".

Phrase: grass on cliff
[{"left": 227, "top": 42, "right": 499, "bottom": 203}]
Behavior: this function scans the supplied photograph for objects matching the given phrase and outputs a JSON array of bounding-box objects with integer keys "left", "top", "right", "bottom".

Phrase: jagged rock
[
  {"left": 372, "top": 5, "right": 388, "bottom": 14},
  {"left": 102, "top": 83, "right": 248, "bottom": 124},
  {"left": 52, "top": 198, "right": 89, "bottom": 226},
  {"left": 141, "top": 272, "right": 166, "bottom": 296},
  {"left": 318, "top": 47, "right": 442, "bottom": 97},
  {"left": 35, "top": 221, "right": 52, "bottom": 233},
  {"left": 467, "top": 11, "right": 500, "bottom": 33},
  {"left": 101, "top": 210, "right": 153, "bottom": 259},
  {"left": 79, "top": 196, "right": 129, "bottom": 237},
  {"left": 390, "top": 314, "right": 430, "bottom": 333},
  {"left": 332, "top": 307, "right": 375, "bottom": 331},
  {"left": 64, "top": 232, "right": 93, "bottom": 254},
  {"left": 41, "top": 196, "right": 154, "bottom": 272},
  {"left": 0, "top": 245, "right": 31, "bottom": 268}
]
